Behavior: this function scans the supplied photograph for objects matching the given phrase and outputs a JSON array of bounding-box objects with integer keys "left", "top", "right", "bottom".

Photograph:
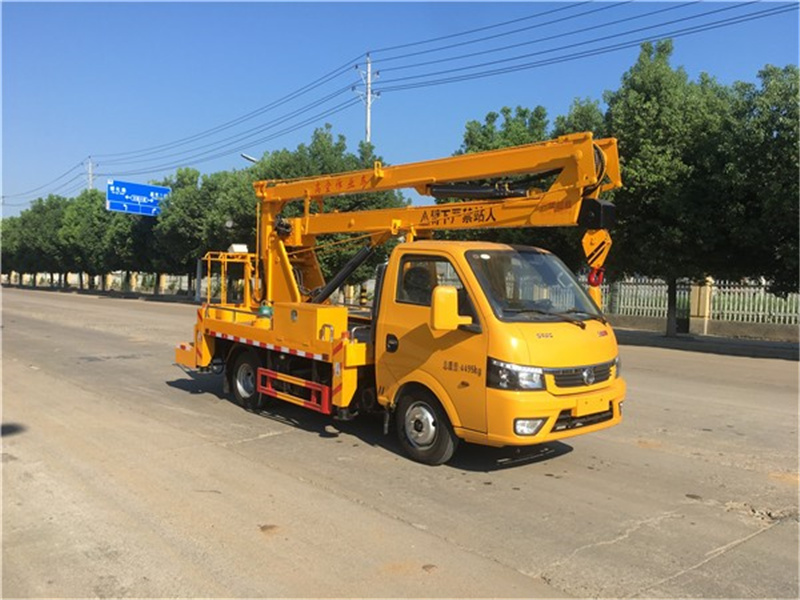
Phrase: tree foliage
[
  {"left": 604, "top": 40, "right": 703, "bottom": 280},
  {"left": 59, "top": 190, "right": 111, "bottom": 283},
  {"left": 250, "top": 126, "right": 406, "bottom": 283},
  {"left": 605, "top": 42, "right": 798, "bottom": 300},
  {"left": 14, "top": 195, "right": 70, "bottom": 282},
  {"left": 459, "top": 105, "right": 549, "bottom": 153},
  {"left": 447, "top": 104, "right": 589, "bottom": 271},
  {"left": 718, "top": 65, "right": 799, "bottom": 294},
  {"left": 552, "top": 98, "right": 606, "bottom": 139},
  {"left": 445, "top": 41, "right": 798, "bottom": 335},
  {"left": 1, "top": 216, "right": 22, "bottom": 276}
]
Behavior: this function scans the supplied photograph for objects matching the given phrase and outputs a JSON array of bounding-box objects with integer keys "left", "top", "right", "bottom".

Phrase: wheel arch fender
[
  {"left": 224, "top": 343, "right": 264, "bottom": 388},
  {"left": 393, "top": 375, "right": 461, "bottom": 430}
]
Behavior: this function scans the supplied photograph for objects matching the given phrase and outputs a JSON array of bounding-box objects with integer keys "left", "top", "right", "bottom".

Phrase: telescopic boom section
[
  {"left": 253, "top": 133, "right": 619, "bottom": 243},
  {"left": 251, "top": 133, "right": 621, "bottom": 304}
]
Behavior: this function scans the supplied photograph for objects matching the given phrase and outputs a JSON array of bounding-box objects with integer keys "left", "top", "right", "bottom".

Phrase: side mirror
[{"left": 430, "top": 286, "right": 472, "bottom": 331}]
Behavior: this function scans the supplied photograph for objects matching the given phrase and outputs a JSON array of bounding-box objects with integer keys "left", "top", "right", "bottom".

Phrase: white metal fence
[
  {"left": 5, "top": 271, "right": 798, "bottom": 326},
  {"left": 710, "top": 280, "right": 800, "bottom": 325},
  {"left": 601, "top": 277, "right": 690, "bottom": 319},
  {"left": 599, "top": 277, "right": 798, "bottom": 325}
]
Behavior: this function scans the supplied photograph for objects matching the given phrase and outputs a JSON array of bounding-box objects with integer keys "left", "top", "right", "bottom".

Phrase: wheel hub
[
  {"left": 405, "top": 402, "right": 437, "bottom": 448},
  {"left": 236, "top": 363, "right": 255, "bottom": 398}
]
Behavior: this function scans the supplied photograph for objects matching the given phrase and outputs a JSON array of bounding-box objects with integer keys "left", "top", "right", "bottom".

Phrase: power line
[
  {"left": 59, "top": 179, "right": 90, "bottom": 199},
  {"left": 93, "top": 54, "right": 364, "bottom": 162},
  {"left": 2, "top": 170, "right": 88, "bottom": 205},
  {"left": 369, "top": 2, "right": 592, "bottom": 55},
  {"left": 99, "top": 82, "right": 359, "bottom": 167},
  {"left": 375, "top": 3, "right": 796, "bottom": 93},
  {"left": 95, "top": 2, "right": 693, "bottom": 175},
  {"left": 5, "top": 76, "right": 362, "bottom": 204},
  {"left": 377, "top": 1, "right": 760, "bottom": 86},
  {"left": 1, "top": 161, "right": 85, "bottom": 200},
  {"left": 377, "top": 1, "right": 703, "bottom": 74},
  {"left": 98, "top": 97, "right": 362, "bottom": 178},
  {"left": 373, "top": 1, "right": 632, "bottom": 64}
]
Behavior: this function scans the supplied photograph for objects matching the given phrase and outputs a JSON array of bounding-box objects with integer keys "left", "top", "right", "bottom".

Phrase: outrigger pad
[{"left": 578, "top": 198, "right": 616, "bottom": 230}]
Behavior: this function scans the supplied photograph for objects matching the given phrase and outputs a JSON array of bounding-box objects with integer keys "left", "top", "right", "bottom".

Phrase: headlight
[{"left": 487, "top": 358, "right": 545, "bottom": 391}]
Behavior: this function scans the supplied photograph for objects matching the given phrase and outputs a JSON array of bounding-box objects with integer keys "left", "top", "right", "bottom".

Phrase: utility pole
[
  {"left": 365, "top": 54, "right": 373, "bottom": 143},
  {"left": 86, "top": 156, "right": 95, "bottom": 191},
  {"left": 355, "top": 54, "right": 379, "bottom": 144}
]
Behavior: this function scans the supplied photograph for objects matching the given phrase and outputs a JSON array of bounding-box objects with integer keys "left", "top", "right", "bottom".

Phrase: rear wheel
[
  {"left": 231, "top": 349, "right": 261, "bottom": 410},
  {"left": 396, "top": 389, "right": 458, "bottom": 465}
]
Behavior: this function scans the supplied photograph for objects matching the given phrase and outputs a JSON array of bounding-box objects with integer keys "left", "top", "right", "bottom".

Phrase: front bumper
[{"left": 456, "top": 377, "right": 626, "bottom": 447}]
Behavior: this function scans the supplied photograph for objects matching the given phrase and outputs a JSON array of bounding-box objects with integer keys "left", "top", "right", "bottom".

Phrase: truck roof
[{"left": 397, "top": 239, "right": 552, "bottom": 254}]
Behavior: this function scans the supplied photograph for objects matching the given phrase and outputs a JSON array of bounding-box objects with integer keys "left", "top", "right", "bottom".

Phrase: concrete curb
[
  {"left": 2, "top": 284, "right": 200, "bottom": 305},
  {"left": 615, "top": 328, "right": 799, "bottom": 361}
]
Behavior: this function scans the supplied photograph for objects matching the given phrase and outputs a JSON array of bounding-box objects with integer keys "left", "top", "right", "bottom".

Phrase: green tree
[
  {"left": 201, "top": 169, "right": 258, "bottom": 254},
  {"left": 721, "top": 65, "right": 799, "bottom": 294},
  {"left": 59, "top": 189, "right": 112, "bottom": 288},
  {"left": 449, "top": 104, "right": 589, "bottom": 270},
  {"left": 152, "top": 168, "right": 207, "bottom": 277},
  {"left": 102, "top": 211, "right": 159, "bottom": 290},
  {"left": 604, "top": 40, "right": 716, "bottom": 335},
  {"left": 606, "top": 41, "right": 799, "bottom": 334},
  {"left": 247, "top": 126, "right": 405, "bottom": 285},
  {"left": 460, "top": 106, "right": 549, "bottom": 153},
  {"left": 1, "top": 216, "right": 22, "bottom": 281},
  {"left": 552, "top": 98, "right": 606, "bottom": 138},
  {"left": 15, "top": 195, "right": 70, "bottom": 286}
]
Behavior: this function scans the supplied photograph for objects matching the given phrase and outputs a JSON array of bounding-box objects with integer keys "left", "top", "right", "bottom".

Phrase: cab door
[{"left": 375, "top": 252, "right": 488, "bottom": 434}]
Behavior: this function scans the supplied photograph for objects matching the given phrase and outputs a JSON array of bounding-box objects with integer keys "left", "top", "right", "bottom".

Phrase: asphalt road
[{"left": 2, "top": 287, "right": 798, "bottom": 599}]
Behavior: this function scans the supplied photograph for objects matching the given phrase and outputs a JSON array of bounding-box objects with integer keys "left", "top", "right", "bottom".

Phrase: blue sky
[{"left": 2, "top": 1, "right": 798, "bottom": 216}]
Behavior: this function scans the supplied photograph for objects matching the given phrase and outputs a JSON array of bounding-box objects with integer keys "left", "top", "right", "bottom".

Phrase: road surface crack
[
  {"left": 628, "top": 519, "right": 786, "bottom": 598},
  {"left": 528, "top": 510, "right": 683, "bottom": 584},
  {"left": 219, "top": 430, "right": 291, "bottom": 446}
]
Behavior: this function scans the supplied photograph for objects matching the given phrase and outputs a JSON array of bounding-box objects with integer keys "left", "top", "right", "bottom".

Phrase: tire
[
  {"left": 231, "top": 349, "right": 261, "bottom": 410},
  {"left": 396, "top": 389, "right": 458, "bottom": 465}
]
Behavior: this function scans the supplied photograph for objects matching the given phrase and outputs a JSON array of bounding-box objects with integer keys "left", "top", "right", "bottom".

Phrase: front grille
[
  {"left": 548, "top": 360, "right": 613, "bottom": 388},
  {"left": 552, "top": 408, "right": 614, "bottom": 432}
]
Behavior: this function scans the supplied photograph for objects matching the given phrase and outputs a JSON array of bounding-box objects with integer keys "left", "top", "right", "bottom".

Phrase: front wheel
[{"left": 396, "top": 390, "right": 458, "bottom": 465}]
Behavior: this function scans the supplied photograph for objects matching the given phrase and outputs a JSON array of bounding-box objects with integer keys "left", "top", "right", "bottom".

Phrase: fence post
[
  {"left": 691, "top": 276, "right": 715, "bottom": 335},
  {"left": 690, "top": 277, "right": 713, "bottom": 335}
]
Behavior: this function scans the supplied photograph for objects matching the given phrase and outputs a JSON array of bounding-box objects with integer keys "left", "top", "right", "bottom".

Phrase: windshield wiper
[
  {"left": 562, "top": 308, "right": 608, "bottom": 325},
  {"left": 504, "top": 308, "right": 587, "bottom": 329}
]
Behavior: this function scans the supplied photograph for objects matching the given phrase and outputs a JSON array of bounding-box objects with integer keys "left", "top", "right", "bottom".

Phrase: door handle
[{"left": 385, "top": 334, "right": 399, "bottom": 353}]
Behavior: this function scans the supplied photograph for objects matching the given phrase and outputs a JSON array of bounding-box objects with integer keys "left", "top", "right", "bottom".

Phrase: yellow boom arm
[{"left": 251, "top": 133, "right": 621, "bottom": 304}]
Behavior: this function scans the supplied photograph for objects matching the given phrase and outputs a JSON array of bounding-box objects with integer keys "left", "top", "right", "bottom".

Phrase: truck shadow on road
[
  {"left": 166, "top": 374, "right": 574, "bottom": 472},
  {"left": 166, "top": 371, "right": 229, "bottom": 399},
  {"left": 447, "top": 441, "right": 573, "bottom": 471},
  {"left": 250, "top": 401, "right": 573, "bottom": 472}
]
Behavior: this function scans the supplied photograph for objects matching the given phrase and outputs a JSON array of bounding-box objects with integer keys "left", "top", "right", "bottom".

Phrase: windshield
[{"left": 466, "top": 248, "right": 602, "bottom": 323}]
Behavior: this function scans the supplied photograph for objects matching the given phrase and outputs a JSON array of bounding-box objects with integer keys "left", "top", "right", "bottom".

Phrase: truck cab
[{"left": 375, "top": 240, "right": 624, "bottom": 464}]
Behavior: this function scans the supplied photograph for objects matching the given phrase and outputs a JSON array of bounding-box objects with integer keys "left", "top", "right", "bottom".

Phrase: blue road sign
[{"left": 106, "top": 180, "right": 170, "bottom": 217}]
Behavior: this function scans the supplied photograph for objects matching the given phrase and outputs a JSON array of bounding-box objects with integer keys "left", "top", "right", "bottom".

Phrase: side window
[
  {"left": 396, "top": 256, "right": 477, "bottom": 318},
  {"left": 398, "top": 257, "right": 436, "bottom": 306}
]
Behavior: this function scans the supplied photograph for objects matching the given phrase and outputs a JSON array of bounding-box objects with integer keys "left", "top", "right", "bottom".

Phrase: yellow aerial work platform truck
[{"left": 175, "top": 132, "right": 626, "bottom": 464}]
